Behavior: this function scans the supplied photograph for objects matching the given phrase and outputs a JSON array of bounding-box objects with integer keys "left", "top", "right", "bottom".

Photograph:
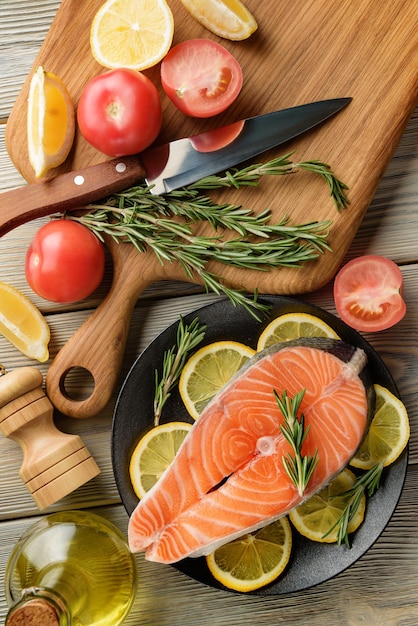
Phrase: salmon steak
[{"left": 128, "top": 338, "right": 373, "bottom": 563}]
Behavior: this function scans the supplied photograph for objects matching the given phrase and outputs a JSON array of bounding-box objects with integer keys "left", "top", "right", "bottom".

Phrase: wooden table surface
[{"left": 0, "top": 2, "right": 417, "bottom": 624}]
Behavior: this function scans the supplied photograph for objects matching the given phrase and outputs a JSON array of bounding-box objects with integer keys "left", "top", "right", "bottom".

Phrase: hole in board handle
[{"left": 59, "top": 366, "right": 95, "bottom": 402}]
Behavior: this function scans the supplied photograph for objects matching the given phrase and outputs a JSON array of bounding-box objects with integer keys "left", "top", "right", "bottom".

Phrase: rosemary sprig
[
  {"left": 323, "top": 462, "right": 384, "bottom": 548},
  {"left": 153, "top": 316, "right": 206, "bottom": 426},
  {"left": 186, "top": 153, "right": 349, "bottom": 211},
  {"left": 69, "top": 154, "right": 347, "bottom": 319},
  {"left": 276, "top": 389, "right": 319, "bottom": 496}
]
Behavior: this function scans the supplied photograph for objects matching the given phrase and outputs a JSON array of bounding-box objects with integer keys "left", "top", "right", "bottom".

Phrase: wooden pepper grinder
[{"left": 0, "top": 365, "right": 100, "bottom": 509}]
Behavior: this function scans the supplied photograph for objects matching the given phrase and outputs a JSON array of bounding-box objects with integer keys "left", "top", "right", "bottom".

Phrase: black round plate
[{"left": 111, "top": 296, "right": 408, "bottom": 596}]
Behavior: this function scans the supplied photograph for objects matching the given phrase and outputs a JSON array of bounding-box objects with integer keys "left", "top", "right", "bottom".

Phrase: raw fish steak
[{"left": 128, "top": 338, "right": 373, "bottom": 563}]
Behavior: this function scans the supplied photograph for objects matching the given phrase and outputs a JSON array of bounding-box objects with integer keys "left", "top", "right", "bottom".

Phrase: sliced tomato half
[
  {"left": 160, "top": 39, "right": 243, "bottom": 118},
  {"left": 333, "top": 255, "right": 406, "bottom": 332}
]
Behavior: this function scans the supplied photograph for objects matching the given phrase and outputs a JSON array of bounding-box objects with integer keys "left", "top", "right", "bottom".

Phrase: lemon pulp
[
  {"left": 257, "top": 312, "right": 340, "bottom": 351},
  {"left": 90, "top": 0, "right": 174, "bottom": 70},
  {"left": 206, "top": 517, "right": 292, "bottom": 592},
  {"left": 179, "top": 340, "right": 255, "bottom": 419},
  {"left": 129, "top": 422, "right": 193, "bottom": 498}
]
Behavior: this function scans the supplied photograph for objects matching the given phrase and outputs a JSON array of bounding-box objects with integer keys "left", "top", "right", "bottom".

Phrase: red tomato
[
  {"left": 77, "top": 68, "right": 162, "bottom": 156},
  {"left": 333, "top": 255, "right": 406, "bottom": 332},
  {"left": 25, "top": 220, "right": 105, "bottom": 303},
  {"left": 160, "top": 39, "right": 243, "bottom": 118}
]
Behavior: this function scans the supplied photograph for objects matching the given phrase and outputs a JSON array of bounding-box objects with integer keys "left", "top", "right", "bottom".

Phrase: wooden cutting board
[
  {"left": 6, "top": 0, "right": 418, "bottom": 292},
  {"left": 5, "top": 0, "right": 417, "bottom": 418}
]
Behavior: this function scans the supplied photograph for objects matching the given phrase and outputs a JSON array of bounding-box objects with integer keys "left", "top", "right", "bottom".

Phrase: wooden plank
[{"left": 0, "top": 1, "right": 61, "bottom": 118}]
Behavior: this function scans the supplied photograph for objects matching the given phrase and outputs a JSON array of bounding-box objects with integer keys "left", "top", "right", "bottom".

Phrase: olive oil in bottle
[{"left": 5, "top": 510, "right": 137, "bottom": 626}]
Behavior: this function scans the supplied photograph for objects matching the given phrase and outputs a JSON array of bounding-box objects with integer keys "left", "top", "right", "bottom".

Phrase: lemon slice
[
  {"left": 179, "top": 340, "right": 256, "bottom": 420},
  {"left": 0, "top": 282, "right": 50, "bottom": 362},
  {"left": 206, "top": 517, "right": 292, "bottom": 592},
  {"left": 27, "top": 66, "right": 75, "bottom": 179},
  {"left": 350, "top": 384, "right": 409, "bottom": 470},
  {"left": 289, "top": 469, "right": 366, "bottom": 543},
  {"left": 90, "top": 0, "right": 174, "bottom": 70},
  {"left": 180, "top": 0, "right": 257, "bottom": 40},
  {"left": 257, "top": 312, "right": 340, "bottom": 351},
  {"left": 129, "top": 422, "right": 193, "bottom": 499}
]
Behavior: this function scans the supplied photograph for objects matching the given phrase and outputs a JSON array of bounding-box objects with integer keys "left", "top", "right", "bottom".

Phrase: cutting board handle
[{"left": 45, "top": 242, "right": 157, "bottom": 418}]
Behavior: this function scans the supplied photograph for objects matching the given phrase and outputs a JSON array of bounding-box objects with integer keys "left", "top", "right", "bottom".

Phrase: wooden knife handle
[{"left": 0, "top": 155, "right": 146, "bottom": 237}]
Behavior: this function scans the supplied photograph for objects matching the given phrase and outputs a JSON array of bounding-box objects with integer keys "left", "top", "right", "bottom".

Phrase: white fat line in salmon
[{"left": 323, "top": 348, "right": 367, "bottom": 396}]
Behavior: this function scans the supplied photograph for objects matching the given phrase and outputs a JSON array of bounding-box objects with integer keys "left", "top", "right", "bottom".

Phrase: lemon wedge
[
  {"left": 180, "top": 0, "right": 257, "bottom": 40},
  {"left": 0, "top": 282, "right": 50, "bottom": 362},
  {"left": 27, "top": 66, "right": 75, "bottom": 179}
]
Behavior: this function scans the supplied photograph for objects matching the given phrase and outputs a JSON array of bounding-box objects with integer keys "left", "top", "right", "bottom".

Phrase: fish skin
[{"left": 128, "top": 338, "right": 373, "bottom": 563}]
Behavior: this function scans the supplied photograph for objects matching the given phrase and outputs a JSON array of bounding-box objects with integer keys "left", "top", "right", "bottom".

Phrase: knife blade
[
  {"left": 0, "top": 98, "right": 351, "bottom": 238},
  {"left": 143, "top": 98, "right": 352, "bottom": 194}
]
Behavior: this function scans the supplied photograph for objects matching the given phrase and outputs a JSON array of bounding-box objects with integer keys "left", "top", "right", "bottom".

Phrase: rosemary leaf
[
  {"left": 276, "top": 389, "right": 319, "bottom": 496},
  {"left": 153, "top": 317, "right": 206, "bottom": 426},
  {"left": 292, "top": 159, "right": 350, "bottom": 211},
  {"left": 322, "top": 462, "right": 384, "bottom": 548}
]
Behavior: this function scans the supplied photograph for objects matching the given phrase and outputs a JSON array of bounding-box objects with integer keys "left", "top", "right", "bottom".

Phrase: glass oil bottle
[{"left": 4, "top": 510, "right": 137, "bottom": 625}]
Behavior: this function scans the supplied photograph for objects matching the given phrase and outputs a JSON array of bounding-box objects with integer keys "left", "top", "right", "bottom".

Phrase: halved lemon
[
  {"left": 90, "top": 0, "right": 174, "bottom": 70},
  {"left": 289, "top": 468, "right": 366, "bottom": 543},
  {"left": 179, "top": 340, "right": 255, "bottom": 420},
  {"left": 27, "top": 66, "right": 75, "bottom": 179},
  {"left": 257, "top": 312, "right": 340, "bottom": 351},
  {"left": 0, "top": 282, "right": 50, "bottom": 362},
  {"left": 206, "top": 517, "right": 292, "bottom": 592},
  {"left": 129, "top": 421, "right": 193, "bottom": 499},
  {"left": 180, "top": 0, "right": 257, "bottom": 40},
  {"left": 350, "top": 384, "right": 409, "bottom": 470}
]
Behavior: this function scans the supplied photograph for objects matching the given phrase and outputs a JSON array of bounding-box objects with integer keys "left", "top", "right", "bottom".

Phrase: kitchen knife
[{"left": 0, "top": 98, "right": 351, "bottom": 238}]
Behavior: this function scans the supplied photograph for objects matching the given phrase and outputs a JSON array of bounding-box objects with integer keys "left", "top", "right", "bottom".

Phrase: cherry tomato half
[
  {"left": 25, "top": 220, "right": 105, "bottom": 303},
  {"left": 160, "top": 39, "right": 243, "bottom": 118},
  {"left": 333, "top": 255, "right": 406, "bottom": 332},
  {"left": 77, "top": 68, "right": 162, "bottom": 156}
]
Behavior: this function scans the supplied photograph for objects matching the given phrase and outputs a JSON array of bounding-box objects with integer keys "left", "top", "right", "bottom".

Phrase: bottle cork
[
  {"left": 0, "top": 366, "right": 100, "bottom": 509},
  {"left": 6, "top": 598, "right": 60, "bottom": 626}
]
